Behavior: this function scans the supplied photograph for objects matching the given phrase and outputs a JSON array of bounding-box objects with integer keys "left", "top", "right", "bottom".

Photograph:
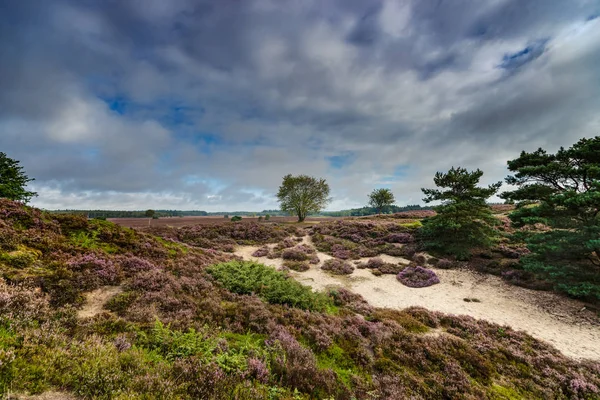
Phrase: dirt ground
[
  {"left": 77, "top": 286, "right": 122, "bottom": 319},
  {"left": 234, "top": 235, "right": 600, "bottom": 361}
]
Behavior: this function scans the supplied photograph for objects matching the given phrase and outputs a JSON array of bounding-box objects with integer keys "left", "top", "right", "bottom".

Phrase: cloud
[{"left": 0, "top": 0, "right": 598, "bottom": 211}]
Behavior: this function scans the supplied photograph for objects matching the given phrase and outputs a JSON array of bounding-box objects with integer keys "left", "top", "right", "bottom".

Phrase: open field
[{"left": 109, "top": 215, "right": 336, "bottom": 228}]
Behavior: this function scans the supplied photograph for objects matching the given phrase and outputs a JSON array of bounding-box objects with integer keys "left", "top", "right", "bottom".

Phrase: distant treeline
[
  {"left": 318, "top": 204, "right": 432, "bottom": 217},
  {"left": 48, "top": 210, "right": 209, "bottom": 218}
]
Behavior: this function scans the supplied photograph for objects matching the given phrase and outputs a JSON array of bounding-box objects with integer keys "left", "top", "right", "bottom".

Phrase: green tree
[
  {"left": 277, "top": 174, "right": 331, "bottom": 222},
  {"left": 421, "top": 167, "right": 501, "bottom": 260},
  {"left": 501, "top": 136, "right": 600, "bottom": 300},
  {"left": 368, "top": 188, "right": 395, "bottom": 214},
  {"left": 0, "top": 152, "right": 37, "bottom": 203},
  {"left": 145, "top": 209, "right": 155, "bottom": 218}
]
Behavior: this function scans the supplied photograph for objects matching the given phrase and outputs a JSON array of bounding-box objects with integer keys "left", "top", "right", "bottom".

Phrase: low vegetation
[{"left": 2, "top": 199, "right": 599, "bottom": 399}]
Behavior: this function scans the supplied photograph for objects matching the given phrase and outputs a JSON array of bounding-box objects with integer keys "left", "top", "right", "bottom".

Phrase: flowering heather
[
  {"left": 2, "top": 200, "right": 600, "bottom": 399},
  {"left": 281, "top": 248, "right": 309, "bottom": 261},
  {"left": 252, "top": 246, "right": 270, "bottom": 257},
  {"left": 68, "top": 253, "right": 120, "bottom": 286},
  {"left": 310, "top": 220, "right": 418, "bottom": 259},
  {"left": 387, "top": 232, "right": 413, "bottom": 243},
  {"left": 390, "top": 210, "right": 436, "bottom": 219},
  {"left": 397, "top": 266, "right": 440, "bottom": 288},
  {"left": 321, "top": 258, "right": 354, "bottom": 275}
]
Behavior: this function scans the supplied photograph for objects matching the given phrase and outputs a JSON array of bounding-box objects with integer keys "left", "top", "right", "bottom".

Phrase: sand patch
[
  {"left": 77, "top": 286, "right": 122, "bottom": 319},
  {"left": 234, "top": 236, "right": 600, "bottom": 361}
]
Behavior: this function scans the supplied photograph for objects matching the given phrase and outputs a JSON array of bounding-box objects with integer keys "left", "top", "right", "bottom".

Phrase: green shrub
[
  {"left": 207, "top": 261, "right": 331, "bottom": 311},
  {"left": 231, "top": 216, "right": 242, "bottom": 222},
  {"left": 0, "top": 249, "right": 38, "bottom": 268}
]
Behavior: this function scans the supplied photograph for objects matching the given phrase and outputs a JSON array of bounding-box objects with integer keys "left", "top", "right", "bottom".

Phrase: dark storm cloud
[{"left": 0, "top": 0, "right": 598, "bottom": 210}]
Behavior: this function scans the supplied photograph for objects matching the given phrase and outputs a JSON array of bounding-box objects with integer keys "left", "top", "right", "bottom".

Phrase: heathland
[{"left": 1, "top": 199, "right": 599, "bottom": 399}]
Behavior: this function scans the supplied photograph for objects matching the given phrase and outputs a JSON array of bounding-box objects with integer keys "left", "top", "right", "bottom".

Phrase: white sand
[
  {"left": 234, "top": 236, "right": 600, "bottom": 361},
  {"left": 78, "top": 286, "right": 122, "bottom": 319}
]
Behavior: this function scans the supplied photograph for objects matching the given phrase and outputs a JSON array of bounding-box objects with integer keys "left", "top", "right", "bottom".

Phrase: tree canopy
[
  {"left": 0, "top": 152, "right": 37, "bottom": 203},
  {"left": 420, "top": 167, "right": 501, "bottom": 259},
  {"left": 501, "top": 136, "right": 600, "bottom": 300},
  {"left": 368, "top": 188, "right": 395, "bottom": 214},
  {"left": 277, "top": 174, "right": 331, "bottom": 222}
]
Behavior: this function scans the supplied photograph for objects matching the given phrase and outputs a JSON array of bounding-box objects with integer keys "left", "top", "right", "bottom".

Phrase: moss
[
  {"left": 0, "top": 246, "right": 41, "bottom": 269},
  {"left": 316, "top": 344, "right": 361, "bottom": 388},
  {"left": 489, "top": 383, "right": 526, "bottom": 399},
  {"left": 400, "top": 220, "right": 422, "bottom": 229}
]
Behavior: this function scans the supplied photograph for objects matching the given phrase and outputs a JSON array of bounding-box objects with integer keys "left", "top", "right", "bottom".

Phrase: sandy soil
[
  {"left": 234, "top": 236, "right": 600, "bottom": 361},
  {"left": 77, "top": 286, "right": 122, "bottom": 319}
]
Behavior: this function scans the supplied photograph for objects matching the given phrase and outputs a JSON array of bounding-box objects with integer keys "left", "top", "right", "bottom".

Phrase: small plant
[
  {"left": 265, "top": 214, "right": 270, "bottom": 221},
  {"left": 282, "top": 248, "right": 309, "bottom": 261},
  {"left": 397, "top": 266, "right": 440, "bottom": 288},
  {"left": 231, "top": 216, "right": 242, "bottom": 222},
  {"left": 463, "top": 298, "right": 481, "bottom": 303},
  {"left": 321, "top": 258, "right": 354, "bottom": 275},
  {"left": 283, "top": 260, "right": 310, "bottom": 272},
  {"left": 224, "top": 215, "right": 229, "bottom": 219},
  {"left": 252, "top": 246, "right": 271, "bottom": 257}
]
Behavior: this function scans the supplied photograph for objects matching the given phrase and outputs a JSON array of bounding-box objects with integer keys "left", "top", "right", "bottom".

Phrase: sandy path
[
  {"left": 235, "top": 236, "right": 600, "bottom": 361},
  {"left": 77, "top": 286, "right": 122, "bottom": 319}
]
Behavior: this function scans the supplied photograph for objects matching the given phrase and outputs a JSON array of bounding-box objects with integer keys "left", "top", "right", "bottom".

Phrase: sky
[{"left": 1, "top": 0, "right": 599, "bottom": 211}]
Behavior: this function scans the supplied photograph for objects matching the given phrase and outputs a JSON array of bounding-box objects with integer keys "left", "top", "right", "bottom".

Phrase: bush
[
  {"left": 252, "top": 246, "right": 271, "bottom": 257},
  {"left": 397, "top": 266, "right": 440, "bottom": 288},
  {"left": 231, "top": 216, "right": 242, "bottom": 222},
  {"left": 207, "top": 261, "right": 331, "bottom": 311},
  {"left": 282, "top": 248, "right": 309, "bottom": 261},
  {"left": 321, "top": 259, "right": 354, "bottom": 275},
  {"left": 283, "top": 260, "right": 310, "bottom": 272}
]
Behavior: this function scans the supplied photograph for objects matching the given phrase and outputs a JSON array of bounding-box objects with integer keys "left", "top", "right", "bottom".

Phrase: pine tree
[
  {"left": 421, "top": 167, "right": 501, "bottom": 260},
  {"left": 501, "top": 136, "right": 600, "bottom": 300}
]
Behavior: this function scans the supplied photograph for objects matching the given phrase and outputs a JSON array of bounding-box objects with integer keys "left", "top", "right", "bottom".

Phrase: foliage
[
  {"left": 1, "top": 200, "right": 600, "bottom": 399},
  {"left": 145, "top": 209, "right": 155, "bottom": 218},
  {"left": 321, "top": 259, "right": 354, "bottom": 275},
  {"left": 231, "top": 216, "right": 243, "bottom": 222},
  {"left": 501, "top": 136, "right": 600, "bottom": 300},
  {"left": 0, "top": 152, "right": 37, "bottom": 203},
  {"left": 207, "top": 261, "right": 332, "bottom": 311},
  {"left": 397, "top": 266, "right": 440, "bottom": 288},
  {"left": 277, "top": 174, "right": 331, "bottom": 222},
  {"left": 310, "top": 220, "right": 416, "bottom": 259},
  {"left": 421, "top": 167, "right": 501, "bottom": 260},
  {"left": 368, "top": 188, "right": 396, "bottom": 214}
]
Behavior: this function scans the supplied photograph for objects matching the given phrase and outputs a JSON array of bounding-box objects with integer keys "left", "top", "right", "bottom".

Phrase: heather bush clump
[
  {"left": 282, "top": 260, "right": 310, "bottom": 272},
  {"left": 363, "top": 257, "right": 404, "bottom": 275},
  {"left": 397, "top": 266, "right": 440, "bottom": 288},
  {"left": 282, "top": 248, "right": 309, "bottom": 261},
  {"left": 252, "top": 246, "right": 270, "bottom": 257},
  {"left": 321, "top": 258, "right": 354, "bottom": 275},
  {"left": 311, "top": 220, "right": 417, "bottom": 259}
]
